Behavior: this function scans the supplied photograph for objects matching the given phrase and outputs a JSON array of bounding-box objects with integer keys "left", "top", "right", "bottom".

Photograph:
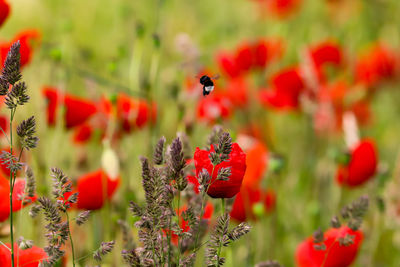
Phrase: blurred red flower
[
  {"left": 336, "top": 139, "right": 377, "bottom": 187},
  {"left": 252, "top": 38, "right": 284, "bottom": 69},
  {"left": 216, "top": 52, "right": 241, "bottom": 79},
  {"left": 230, "top": 187, "right": 275, "bottom": 222},
  {"left": 0, "top": 174, "right": 37, "bottom": 222},
  {"left": 42, "top": 87, "right": 97, "bottom": 129},
  {"left": 259, "top": 66, "right": 305, "bottom": 110},
  {"left": 310, "top": 41, "right": 343, "bottom": 70},
  {"left": 234, "top": 43, "right": 253, "bottom": 73},
  {"left": 238, "top": 135, "right": 268, "bottom": 189},
  {"left": 72, "top": 123, "right": 94, "bottom": 144},
  {"left": 170, "top": 202, "right": 214, "bottom": 245},
  {"left": 0, "top": 243, "right": 47, "bottom": 267},
  {"left": 197, "top": 92, "right": 232, "bottom": 123},
  {"left": 308, "top": 41, "right": 343, "bottom": 82},
  {"left": 223, "top": 77, "right": 249, "bottom": 108},
  {"left": 296, "top": 226, "right": 363, "bottom": 267},
  {"left": 116, "top": 93, "right": 156, "bottom": 133},
  {"left": 194, "top": 143, "right": 246, "bottom": 198},
  {"left": 314, "top": 81, "right": 371, "bottom": 132},
  {"left": 258, "top": 0, "right": 301, "bottom": 18},
  {"left": 0, "top": 29, "right": 41, "bottom": 68},
  {"left": 76, "top": 169, "right": 120, "bottom": 210},
  {"left": 0, "top": 114, "right": 8, "bottom": 138},
  {"left": 355, "top": 43, "right": 398, "bottom": 88},
  {"left": 0, "top": 0, "right": 10, "bottom": 27}
]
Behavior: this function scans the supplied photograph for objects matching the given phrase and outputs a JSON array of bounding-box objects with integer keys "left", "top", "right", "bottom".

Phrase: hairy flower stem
[
  {"left": 194, "top": 165, "right": 216, "bottom": 250},
  {"left": 176, "top": 191, "right": 181, "bottom": 265},
  {"left": 215, "top": 198, "right": 226, "bottom": 267},
  {"left": 9, "top": 107, "right": 15, "bottom": 267},
  {"left": 66, "top": 212, "right": 76, "bottom": 267}
]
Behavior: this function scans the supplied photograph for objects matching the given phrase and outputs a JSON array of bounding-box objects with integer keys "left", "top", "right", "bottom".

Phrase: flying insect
[{"left": 199, "top": 74, "right": 219, "bottom": 96}]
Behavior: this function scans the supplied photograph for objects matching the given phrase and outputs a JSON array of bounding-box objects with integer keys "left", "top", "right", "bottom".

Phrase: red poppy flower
[
  {"left": 252, "top": 38, "right": 284, "bottom": 69},
  {"left": 170, "top": 202, "right": 214, "bottom": 245},
  {"left": 216, "top": 52, "right": 241, "bottom": 79},
  {"left": 261, "top": 0, "right": 302, "bottom": 18},
  {"left": 0, "top": 114, "right": 8, "bottom": 138},
  {"left": 72, "top": 123, "right": 94, "bottom": 144},
  {"left": 116, "top": 93, "right": 156, "bottom": 133},
  {"left": 194, "top": 143, "right": 246, "bottom": 198},
  {"left": 0, "top": 0, "right": 10, "bottom": 28},
  {"left": 0, "top": 147, "right": 21, "bottom": 178},
  {"left": 336, "top": 139, "right": 377, "bottom": 187},
  {"left": 310, "top": 41, "right": 343, "bottom": 70},
  {"left": 0, "top": 243, "right": 47, "bottom": 266},
  {"left": 308, "top": 41, "right": 343, "bottom": 82},
  {"left": 259, "top": 67, "right": 305, "bottom": 110},
  {"left": 355, "top": 43, "right": 398, "bottom": 88},
  {"left": 0, "top": 29, "right": 41, "bottom": 68},
  {"left": 296, "top": 226, "right": 363, "bottom": 267},
  {"left": 64, "top": 95, "right": 97, "bottom": 129},
  {"left": 230, "top": 187, "right": 275, "bottom": 222},
  {"left": 234, "top": 43, "right": 253, "bottom": 73},
  {"left": 76, "top": 169, "right": 120, "bottom": 210},
  {"left": 224, "top": 77, "right": 249, "bottom": 108},
  {"left": 238, "top": 136, "right": 268, "bottom": 189},
  {"left": 42, "top": 87, "right": 97, "bottom": 129},
  {"left": 314, "top": 81, "right": 371, "bottom": 132},
  {"left": 197, "top": 92, "right": 232, "bottom": 123},
  {"left": 0, "top": 174, "right": 37, "bottom": 222}
]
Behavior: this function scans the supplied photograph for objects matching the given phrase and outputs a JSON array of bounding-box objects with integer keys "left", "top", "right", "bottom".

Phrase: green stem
[
  {"left": 66, "top": 212, "right": 76, "bottom": 267},
  {"left": 193, "top": 165, "right": 217, "bottom": 250},
  {"left": 176, "top": 191, "right": 181, "bottom": 265},
  {"left": 9, "top": 108, "right": 15, "bottom": 267},
  {"left": 216, "top": 198, "right": 226, "bottom": 267}
]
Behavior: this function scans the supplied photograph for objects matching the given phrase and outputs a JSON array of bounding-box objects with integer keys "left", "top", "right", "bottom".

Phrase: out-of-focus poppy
[
  {"left": 257, "top": 0, "right": 302, "bottom": 18},
  {"left": 0, "top": 174, "right": 37, "bottom": 222},
  {"left": 197, "top": 92, "right": 232, "bottom": 123},
  {"left": 310, "top": 41, "right": 343, "bottom": 70},
  {"left": 230, "top": 187, "right": 275, "bottom": 222},
  {"left": 314, "top": 81, "right": 371, "bottom": 132},
  {"left": 237, "top": 136, "right": 268, "bottom": 189},
  {"left": 0, "top": 0, "right": 10, "bottom": 28},
  {"left": 336, "top": 139, "right": 377, "bottom": 187},
  {"left": 234, "top": 43, "right": 253, "bottom": 73},
  {"left": 116, "top": 93, "right": 156, "bottom": 133},
  {"left": 355, "top": 43, "right": 398, "bottom": 88},
  {"left": 194, "top": 143, "right": 246, "bottom": 198},
  {"left": 252, "top": 38, "right": 284, "bottom": 69},
  {"left": 296, "top": 226, "right": 363, "bottom": 267},
  {"left": 0, "top": 115, "right": 8, "bottom": 138},
  {"left": 259, "top": 67, "right": 305, "bottom": 111},
  {"left": 216, "top": 52, "right": 241, "bottom": 79},
  {"left": 0, "top": 29, "right": 41, "bottom": 68},
  {"left": 0, "top": 243, "right": 47, "bottom": 267},
  {"left": 76, "top": 169, "right": 120, "bottom": 210},
  {"left": 308, "top": 41, "right": 343, "bottom": 82},
  {"left": 0, "top": 147, "right": 21, "bottom": 178},
  {"left": 42, "top": 87, "right": 97, "bottom": 129},
  {"left": 72, "top": 123, "right": 94, "bottom": 144},
  {"left": 170, "top": 202, "right": 214, "bottom": 245},
  {"left": 223, "top": 77, "right": 249, "bottom": 108}
]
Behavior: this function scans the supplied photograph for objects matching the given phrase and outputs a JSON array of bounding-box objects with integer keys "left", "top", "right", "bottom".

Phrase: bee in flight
[{"left": 199, "top": 74, "right": 219, "bottom": 96}]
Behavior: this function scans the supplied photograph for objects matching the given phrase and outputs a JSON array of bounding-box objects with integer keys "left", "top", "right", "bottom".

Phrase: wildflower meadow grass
[{"left": 1, "top": 0, "right": 400, "bottom": 266}]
